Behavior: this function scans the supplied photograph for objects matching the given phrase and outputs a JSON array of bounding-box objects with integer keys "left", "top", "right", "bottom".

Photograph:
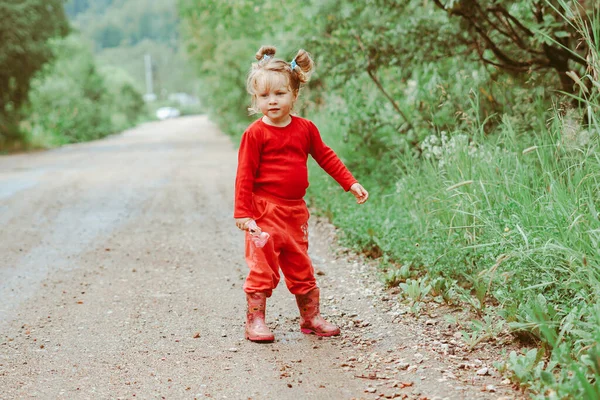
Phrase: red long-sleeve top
[{"left": 234, "top": 116, "right": 357, "bottom": 218}]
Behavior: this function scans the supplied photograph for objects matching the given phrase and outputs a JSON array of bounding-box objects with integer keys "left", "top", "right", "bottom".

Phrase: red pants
[{"left": 243, "top": 192, "right": 317, "bottom": 296}]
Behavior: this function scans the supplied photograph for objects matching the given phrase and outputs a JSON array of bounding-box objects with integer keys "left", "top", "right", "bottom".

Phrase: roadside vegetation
[
  {"left": 180, "top": 0, "right": 600, "bottom": 397},
  {"left": 21, "top": 34, "right": 145, "bottom": 148}
]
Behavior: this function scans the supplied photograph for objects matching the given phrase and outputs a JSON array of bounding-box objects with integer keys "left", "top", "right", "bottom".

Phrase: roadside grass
[{"left": 308, "top": 99, "right": 600, "bottom": 397}]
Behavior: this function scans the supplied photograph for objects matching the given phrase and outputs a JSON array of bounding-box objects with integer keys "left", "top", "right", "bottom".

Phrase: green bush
[
  {"left": 0, "top": 0, "right": 69, "bottom": 145},
  {"left": 22, "top": 34, "right": 145, "bottom": 147},
  {"left": 100, "top": 65, "right": 145, "bottom": 130}
]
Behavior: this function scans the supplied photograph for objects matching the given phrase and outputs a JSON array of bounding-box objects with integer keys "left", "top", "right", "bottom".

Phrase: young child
[{"left": 234, "top": 45, "right": 369, "bottom": 342}]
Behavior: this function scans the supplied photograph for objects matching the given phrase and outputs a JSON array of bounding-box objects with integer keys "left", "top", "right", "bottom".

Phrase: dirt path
[{"left": 0, "top": 116, "right": 522, "bottom": 399}]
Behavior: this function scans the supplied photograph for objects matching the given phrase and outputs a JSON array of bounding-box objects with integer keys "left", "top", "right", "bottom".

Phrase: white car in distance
[{"left": 156, "top": 107, "right": 181, "bottom": 120}]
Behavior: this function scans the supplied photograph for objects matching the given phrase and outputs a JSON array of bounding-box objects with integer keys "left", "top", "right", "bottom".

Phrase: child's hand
[
  {"left": 350, "top": 183, "right": 369, "bottom": 204},
  {"left": 235, "top": 217, "right": 253, "bottom": 231}
]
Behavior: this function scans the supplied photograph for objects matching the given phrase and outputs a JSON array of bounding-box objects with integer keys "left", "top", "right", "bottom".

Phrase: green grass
[{"left": 307, "top": 89, "right": 600, "bottom": 398}]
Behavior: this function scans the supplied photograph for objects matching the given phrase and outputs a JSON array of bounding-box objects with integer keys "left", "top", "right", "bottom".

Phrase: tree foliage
[
  {"left": 0, "top": 0, "right": 69, "bottom": 140},
  {"left": 180, "top": 0, "right": 597, "bottom": 149},
  {"left": 432, "top": 0, "right": 597, "bottom": 93},
  {"left": 317, "top": 0, "right": 596, "bottom": 93},
  {"left": 308, "top": 0, "right": 598, "bottom": 144},
  {"left": 70, "top": 0, "right": 178, "bottom": 50}
]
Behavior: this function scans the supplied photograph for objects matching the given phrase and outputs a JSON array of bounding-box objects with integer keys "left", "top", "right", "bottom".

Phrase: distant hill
[{"left": 65, "top": 0, "right": 197, "bottom": 100}]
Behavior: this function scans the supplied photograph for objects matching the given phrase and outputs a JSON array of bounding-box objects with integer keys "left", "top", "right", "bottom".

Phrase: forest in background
[
  {"left": 178, "top": 0, "right": 600, "bottom": 398},
  {"left": 66, "top": 0, "right": 199, "bottom": 99},
  {"left": 0, "top": 0, "right": 200, "bottom": 151}
]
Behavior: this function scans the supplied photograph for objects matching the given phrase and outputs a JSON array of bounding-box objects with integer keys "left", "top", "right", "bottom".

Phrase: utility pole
[{"left": 144, "top": 53, "right": 156, "bottom": 102}]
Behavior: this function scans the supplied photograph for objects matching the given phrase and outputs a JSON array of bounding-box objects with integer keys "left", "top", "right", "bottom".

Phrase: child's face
[{"left": 255, "top": 74, "right": 296, "bottom": 126}]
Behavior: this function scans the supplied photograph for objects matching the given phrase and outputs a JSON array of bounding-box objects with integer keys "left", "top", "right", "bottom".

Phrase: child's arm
[
  {"left": 308, "top": 122, "right": 368, "bottom": 203},
  {"left": 350, "top": 182, "right": 369, "bottom": 204},
  {"left": 236, "top": 219, "right": 270, "bottom": 248},
  {"left": 236, "top": 218, "right": 266, "bottom": 235},
  {"left": 234, "top": 128, "right": 261, "bottom": 220}
]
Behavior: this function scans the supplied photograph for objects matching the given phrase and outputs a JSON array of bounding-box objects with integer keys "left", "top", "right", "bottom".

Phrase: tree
[
  {"left": 432, "top": 0, "right": 597, "bottom": 93},
  {"left": 306, "top": 0, "right": 469, "bottom": 134},
  {"left": 302, "top": 0, "right": 598, "bottom": 151},
  {"left": 0, "top": 0, "right": 69, "bottom": 140}
]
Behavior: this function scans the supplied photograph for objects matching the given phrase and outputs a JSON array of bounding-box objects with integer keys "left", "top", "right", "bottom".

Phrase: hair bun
[
  {"left": 291, "top": 49, "right": 314, "bottom": 83},
  {"left": 255, "top": 45, "right": 277, "bottom": 61}
]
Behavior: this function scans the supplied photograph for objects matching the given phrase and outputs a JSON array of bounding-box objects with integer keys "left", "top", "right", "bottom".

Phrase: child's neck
[{"left": 262, "top": 115, "right": 292, "bottom": 127}]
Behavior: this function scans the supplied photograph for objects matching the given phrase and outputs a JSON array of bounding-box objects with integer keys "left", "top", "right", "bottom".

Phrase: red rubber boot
[
  {"left": 295, "top": 287, "right": 340, "bottom": 337},
  {"left": 245, "top": 292, "right": 275, "bottom": 342}
]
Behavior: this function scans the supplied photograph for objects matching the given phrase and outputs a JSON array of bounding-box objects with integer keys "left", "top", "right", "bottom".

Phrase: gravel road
[{"left": 0, "top": 116, "right": 522, "bottom": 399}]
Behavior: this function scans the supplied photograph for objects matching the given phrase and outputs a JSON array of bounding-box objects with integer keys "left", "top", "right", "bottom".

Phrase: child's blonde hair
[{"left": 246, "top": 45, "right": 314, "bottom": 115}]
